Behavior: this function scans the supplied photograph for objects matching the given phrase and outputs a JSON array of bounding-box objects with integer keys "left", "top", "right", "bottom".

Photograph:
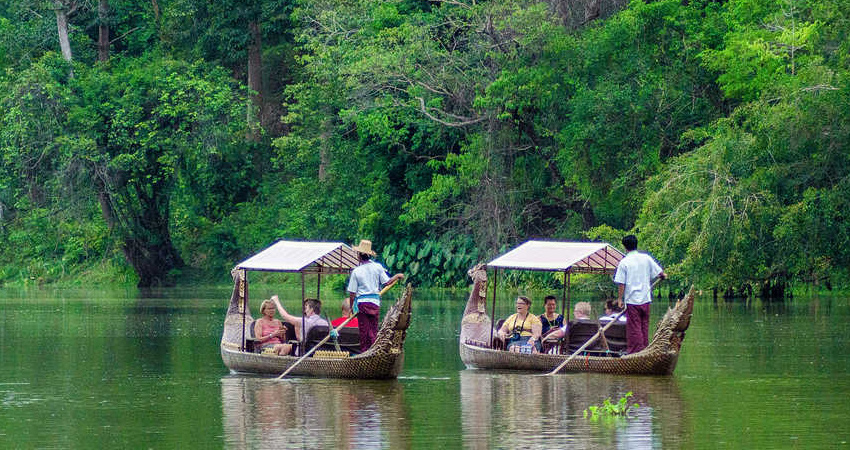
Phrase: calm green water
[{"left": 1, "top": 286, "right": 849, "bottom": 449}]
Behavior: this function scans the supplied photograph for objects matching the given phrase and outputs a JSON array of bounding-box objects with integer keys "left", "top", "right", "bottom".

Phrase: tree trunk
[
  {"left": 545, "top": 0, "right": 629, "bottom": 29},
  {"left": 97, "top": 191, "right": 115, "bottom": 230},
  {"left": 97, "top": 0, "right": 109, "bottom": 62},
  {"left": 247, "top": 20, "right": 263, "bottom": 140},
  {"left": 318, "top": 119, "right": 333, "bottom": 181},
  {"left": 122, "top": 236, "right": 184, "bottom": 288},
  {"left": 318, "top": 144, "right": 329, "bottom": 181},
  {"left": 121, "top": 192, "right": 184, "bottom": 287},
  {"left": 54, "top": 0, "right": 74, "bottom": 75},
  {"left": 151, "top": 0, "right": 160, "bottom": 24},
  {"left": 122, "top": 238, "right": 183, "bottom": 288},
  {"left": 93, "top": 170, "right": 184, "bottom": 287}
]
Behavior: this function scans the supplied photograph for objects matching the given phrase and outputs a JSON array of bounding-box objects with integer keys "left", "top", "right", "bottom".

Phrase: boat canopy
[
  {"left": 486, "top": 240, "right": 624, "bottom": 274},
  {"left": 235, "top": 240, "right": 359, "bottom": 274}
]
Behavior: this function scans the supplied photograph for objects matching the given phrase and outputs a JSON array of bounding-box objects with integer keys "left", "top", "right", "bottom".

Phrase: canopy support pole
[
  {"left": 560, "top": 270, "right": 568, "bottom": 319},
  {"left": 241, "top": 270, "right": 248, "bottom": 351},
  {"left": 566, "top": 271, "right": 572, "bottom": 320},
  {"left": 489, "top": 268, "right": 498, "bottom": 347},
  {"left": 301, "top": 272, "right": 306, "bottom": 350}
]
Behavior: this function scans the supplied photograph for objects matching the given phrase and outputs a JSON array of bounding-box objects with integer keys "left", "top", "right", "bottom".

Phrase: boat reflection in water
[
  {"left": 221, "top": 376, "right": 409, "bottom": 449},
  {"left": 460, "top": 370, "right": 688, "bottom": 449}
]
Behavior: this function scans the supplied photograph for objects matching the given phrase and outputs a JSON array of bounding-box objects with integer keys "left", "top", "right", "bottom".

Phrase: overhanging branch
[{"left": 416, "top": 97, "right": 485, "bottom": 127}]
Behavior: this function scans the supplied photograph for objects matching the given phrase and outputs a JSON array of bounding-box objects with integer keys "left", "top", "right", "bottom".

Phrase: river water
[{"left": 1, "top": 286, "right": 848, "bottom": 449}]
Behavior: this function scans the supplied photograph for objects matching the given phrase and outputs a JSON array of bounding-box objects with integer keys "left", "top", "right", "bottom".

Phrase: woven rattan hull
[
  {"left": 221, "top": 284, "right": 413, "bottom": 379},
  {"left": 460, "top": 287, "right": 694, "bottom": 376},
  {"left": 460, "top": 342, "right": 679, "bottom": 375},
  {"left": 221, "top": 345, "right": 405, "bottom": 379}
]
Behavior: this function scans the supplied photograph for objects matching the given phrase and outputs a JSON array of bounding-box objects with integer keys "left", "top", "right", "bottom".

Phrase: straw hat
[{"left": 352, "top": 239, "right": 376, "bottom": 256}]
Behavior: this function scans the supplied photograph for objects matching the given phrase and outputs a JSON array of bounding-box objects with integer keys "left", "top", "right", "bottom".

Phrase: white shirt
[
  {"left": 347, "top": 260, "right": 390, "bottom": 306},
  {"left": 613, "top": 250, "right": 663, "bottom": 305},
  {"left": 599, "top": 313, "right": 627, "bottom": 323}
]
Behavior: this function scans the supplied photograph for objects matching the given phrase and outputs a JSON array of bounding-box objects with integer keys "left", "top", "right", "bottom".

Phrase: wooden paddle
[
  {"left": 546, "top": 277, "right": 663, "bottom": 376},
  {"left": 321, "top": 311, "right": 342, "bottom": 352},
  {"left": 274, "top": 278, "right": 401, "bottom": 380}
]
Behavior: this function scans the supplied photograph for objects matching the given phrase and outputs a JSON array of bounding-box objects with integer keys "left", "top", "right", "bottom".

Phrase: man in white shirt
[
  {"left": 347, "top": 239, "right": 404, "bottom": 352},
  {"left": 614, "top": 235, "right": 666, "bottom": 354}
]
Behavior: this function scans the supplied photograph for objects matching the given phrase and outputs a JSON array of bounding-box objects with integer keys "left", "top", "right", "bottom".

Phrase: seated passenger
[
  {"left": 254, "top": 299, "right": 292, "bottom": 356},
  {"left": 331, "top": 298, "right": 359, "bottom": 328},
  {"left": 539, "top": 295, "right": 564, "bottom": 336},
  {"left": 496, "top": 296, "right": 542, "bottom": 353},
  {"left": 539, "top": 295, "right": 564, "bottom": 354},
  {"left": 273, "top": 296, "right": 330, "bottom": 355},
  {"left": 571, "top": 301, "right": 592, "bottom": 322},
  {"left": 599, "top": 299, "right": 626, "bottom": 323},
  {"left": 566, "top": 301, "right": 604, "bottom": 354},
  {"left": 542, "top": 301, "right": 595, "bottom": 346}
]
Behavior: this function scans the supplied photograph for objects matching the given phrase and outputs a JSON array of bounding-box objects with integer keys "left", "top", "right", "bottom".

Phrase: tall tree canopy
[{"left": 1, "top": 0, "right": 849, "bottom": 292}]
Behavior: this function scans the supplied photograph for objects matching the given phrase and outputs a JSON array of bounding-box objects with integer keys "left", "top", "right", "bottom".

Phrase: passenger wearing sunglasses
[{"left": 497, "top": 296, "right": 542, "bottom": 353}]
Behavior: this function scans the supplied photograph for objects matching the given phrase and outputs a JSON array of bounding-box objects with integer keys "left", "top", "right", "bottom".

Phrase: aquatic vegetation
[{"left": 583, "top": 392, "right": 639, "bottom": 420}]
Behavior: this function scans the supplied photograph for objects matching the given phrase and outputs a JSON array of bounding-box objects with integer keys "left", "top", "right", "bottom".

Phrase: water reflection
[
  {"left": 713, "top": 294, "right": 841, "bottom": 320},
  {"left": 221, "top": 376, "right": 410, "bottom": 449},
  {"left": 459, "top": 371, "right": 687, "bottom": 449},
  {"left": 2, "top": 286, "right": 846, "bottom": 448}
]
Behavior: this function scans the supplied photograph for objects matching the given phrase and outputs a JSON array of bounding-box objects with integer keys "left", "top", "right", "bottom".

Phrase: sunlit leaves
[{"left": 700, "top": 0, "right": 823, "bottom": 101}]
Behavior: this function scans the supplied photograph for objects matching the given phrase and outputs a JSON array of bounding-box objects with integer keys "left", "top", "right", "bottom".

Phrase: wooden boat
[
  {"left": 459, "top": 241, "right": 694, "bottom": 375},
  {"left": 220, "top": 240, "right": 412, "bottom": 379}
]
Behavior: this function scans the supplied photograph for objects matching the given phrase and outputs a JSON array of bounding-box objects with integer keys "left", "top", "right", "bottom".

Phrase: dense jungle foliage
[{"left": 1, "top": 0, "right": 848, "bottom": 293}]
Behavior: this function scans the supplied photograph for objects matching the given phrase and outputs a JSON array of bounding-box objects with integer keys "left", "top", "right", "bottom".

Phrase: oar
[
  {"left": 544, "top": 309, "right": 626, "bottom": 376},
  {"left": 322, "top": 311, "right": 342, "bottom": 352},
  {"left": 274, "top": 278, "right": 401, "bottom": 380},
  {"left": 545, "top": 277, "right": 663, "bottom": 376}
]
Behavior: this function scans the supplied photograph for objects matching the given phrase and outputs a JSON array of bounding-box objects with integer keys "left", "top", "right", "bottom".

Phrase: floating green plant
[{"left": 583, "top": 392, "right": 639, "bottom": 420}]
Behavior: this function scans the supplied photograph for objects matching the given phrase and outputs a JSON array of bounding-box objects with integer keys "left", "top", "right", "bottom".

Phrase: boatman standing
[
  {"left": 348, "top": 239, "right": 404, "bottom": 353},
  {"left": 614, "top": 234, "right": 666, "bottom": 354}
]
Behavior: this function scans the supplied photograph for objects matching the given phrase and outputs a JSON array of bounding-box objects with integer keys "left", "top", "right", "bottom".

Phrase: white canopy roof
[
  {"left": 486, "top": 240, "right": 624, "bottom": 273},
  {"left": 235, "top": 240, "right": 359, "bottom": 274}
]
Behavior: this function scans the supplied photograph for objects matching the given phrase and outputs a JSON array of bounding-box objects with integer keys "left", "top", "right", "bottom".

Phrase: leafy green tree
[
  {"left": 0, "top": 53, "right": 122, "bottom": 283},
  {"left": 1, "top": 0, "right": 266, "bottom": 285},
  {"left": 636, "top": 118, "right": 780, "bottom": 288},
  {"left": 637, "top": 0, "right": 850, "bottom": 291},
  {"left": 63, "top": 56, "right": 248, "bottom": 286},
  {"left": 3, "top": 0, "right": 850, "bottom": 291},
  {"left": 278, "top": 0, "right": 727, "bottom": 282},
  {"left": 275, "top": 0, "right": 470, "bottom": 243}
]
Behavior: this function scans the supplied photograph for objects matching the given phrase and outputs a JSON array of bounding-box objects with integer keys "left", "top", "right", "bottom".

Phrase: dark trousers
[
  {"left": 625, "top": 302, "right": 651, "bottom": 354},
  {"left": 357, "top": 302, "right": 380, "bottom": 352}
]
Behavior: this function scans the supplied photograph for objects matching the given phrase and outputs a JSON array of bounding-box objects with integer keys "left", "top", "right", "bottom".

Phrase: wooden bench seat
[{"left": 304, "top": 326, "right": 361, "bottom": 355}]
